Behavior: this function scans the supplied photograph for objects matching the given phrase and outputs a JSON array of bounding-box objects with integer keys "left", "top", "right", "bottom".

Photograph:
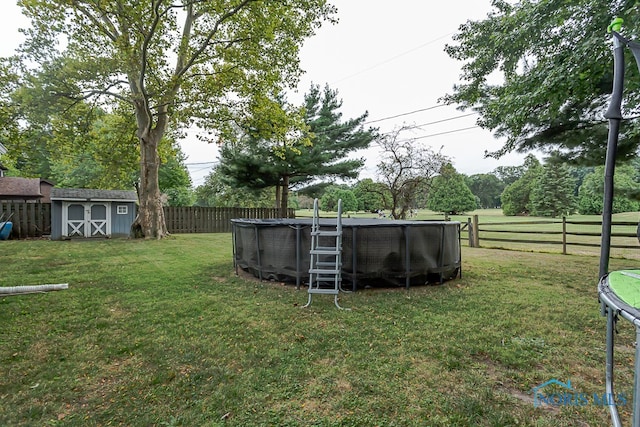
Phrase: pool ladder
[{"left": 304, "top": 198, "right": 348, "bottom": 310}]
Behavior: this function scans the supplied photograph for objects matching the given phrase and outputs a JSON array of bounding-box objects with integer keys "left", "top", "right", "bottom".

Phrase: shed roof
[
  {"left": 0, "top": 177, "right": 42, "bottom": 198},
  {"left": 51, "top": 188, "right": 138, "bottom": 202}
]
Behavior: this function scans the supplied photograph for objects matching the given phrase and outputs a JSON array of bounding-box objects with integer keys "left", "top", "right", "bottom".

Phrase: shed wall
[
  {"left": 51, "top": 200, "right": 136, "bottom": 240},
  {"left": 110, "top": 202, "right": 136, "bottom": 237},
  {"left": 51, "top": 201, "right": 62, "bottom": 240}
]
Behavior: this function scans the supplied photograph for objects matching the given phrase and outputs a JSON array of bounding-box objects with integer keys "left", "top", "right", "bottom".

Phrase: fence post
[
  {"left": 562, "top": 216, "right": 567, "bottom": 255},
  {"left": 467, "top": 217, "right": 474, "bottom": 247},
  {"left": 472, "top": 215, "right": 480, "bottom": 248}
]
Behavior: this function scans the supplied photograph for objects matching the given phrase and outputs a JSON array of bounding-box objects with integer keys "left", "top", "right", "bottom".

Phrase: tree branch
[
  {"left": 72, "top": 1, "right": 119, "bottom": 42},
  {"left": 174, "top": 0, "right": 257, "bottom": 80}
]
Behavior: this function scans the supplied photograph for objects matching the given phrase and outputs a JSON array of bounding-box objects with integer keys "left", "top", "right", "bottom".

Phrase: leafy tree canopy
[
  {"left": 13, "top": 0, "right": 336, "bottom": 238},
  {"left": 500, "top": 154, "right": 543, "bottom": 215},
  {"left": 352, "top": 178, "right": 390, "bottom": 212},
  {"left": 320, "top": 185, "right": 358, "bottom": 212},
  {"left": 427, "top": 163, "right": 476, "bottom": 215},
  {"left": 465, "top": 173, "right": 504, "bottom": 209},
  {"left": 578, "top": 164, "right": 640, "bottom": 214},
  {"left": 194, "top": 165, "right": 274, "bottom": 208},
  {"left": 445, "top": 0, "right": 640, "bottom": 164}
]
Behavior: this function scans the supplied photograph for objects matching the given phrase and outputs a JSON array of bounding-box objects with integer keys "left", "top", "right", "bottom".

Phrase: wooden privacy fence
[
  {"left": 0, "top": 202, "right": 51, "bottom": 239},
  {"left": 0, "top": 203, "right": 293, "bottom": 238},
  {"left": 164, "top": 206, "right": 295, "bottom": 234},
  {"left": 464, "top": 215, "right": 640, "bottom": 256}
]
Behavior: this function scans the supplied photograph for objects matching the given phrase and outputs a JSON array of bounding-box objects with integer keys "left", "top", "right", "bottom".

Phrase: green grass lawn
[{"left": 0, "top": 234, "right": 637, "bottom": 426}]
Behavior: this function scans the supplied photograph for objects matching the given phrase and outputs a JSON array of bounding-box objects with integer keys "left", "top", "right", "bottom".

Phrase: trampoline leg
[
  {"left": 605, "top": 306, "right": 623, "bottom": 427},
  {"left": 633, "top": 326, "right": 640, "bottom": 427}
]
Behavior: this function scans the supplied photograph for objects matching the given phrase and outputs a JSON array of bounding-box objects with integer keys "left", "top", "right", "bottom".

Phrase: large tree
[
  {"left": 445, "top": 0, "right": 640, "bottom": 164},
  {"left": 217, "top": 84, "right": 377, "bottom": 216},
  {"left": 529, "top": 161, "right": 576, "bottom": 217},
  {"left": 427, "top": 163, "right": 476, "bottom": 215},
  {"left": 376, "top": 126, "right": 449, "bottom": 219},
  {"left": 500, "top": 154, "right": 543, "bottom": 216},
  {"left": 16, "top": 1, "right": 335, "bottom": 238},
  {"left": 465, "top": 173, "right": 504, "bottom": 209},
  {"left": 4, "top": 66, "right": 189, "bottom": 195},
  {"left": 352, "top": 178, "right": 390, "bottom": 212},
  {"left": 578, "top": 164, "right": 640, "bottom": 214}
]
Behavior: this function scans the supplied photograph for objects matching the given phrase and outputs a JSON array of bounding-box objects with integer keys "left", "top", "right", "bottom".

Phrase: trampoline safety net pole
[
  {"left": 600, "top": 17, "right": 625, "bottom": 281},
  {"left": 601, "top": 18, "right": 625, "bottom": 427}
]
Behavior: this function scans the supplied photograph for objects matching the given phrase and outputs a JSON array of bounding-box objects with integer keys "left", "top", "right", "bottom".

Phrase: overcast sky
[{"left": 1, "top": 1, "right": 530, "bottom": 186}]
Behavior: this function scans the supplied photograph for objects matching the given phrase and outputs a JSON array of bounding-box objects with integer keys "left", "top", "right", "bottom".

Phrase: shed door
[
  {"left": 62, "top": 202, "right": 111, "bottom": 238},
  {"left": 89, "top": 204, "right": 108, "bottom": 236},
  {"left": 66, "top": 203, "right": 86, "bottom": 237}
]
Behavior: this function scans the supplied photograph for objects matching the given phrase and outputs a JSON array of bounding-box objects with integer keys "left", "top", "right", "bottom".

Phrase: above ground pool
[{"left": 231, "top": 218, "right": 461, "bottom": 289}]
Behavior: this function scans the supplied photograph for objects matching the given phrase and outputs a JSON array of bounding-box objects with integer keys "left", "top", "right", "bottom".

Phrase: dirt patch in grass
[{"left": 476, "top": 356, "right": 562, "bottom": 414}]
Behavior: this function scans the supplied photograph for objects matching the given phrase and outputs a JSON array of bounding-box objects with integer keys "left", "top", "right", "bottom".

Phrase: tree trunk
[{"left": 131, "top": 133, "right": 168, "bottom": 239}]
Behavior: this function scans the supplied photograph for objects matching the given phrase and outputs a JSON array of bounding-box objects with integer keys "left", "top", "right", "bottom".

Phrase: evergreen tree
[
  {"left": 294, "top": 84, "right": 378, "bottom": 185},
  {"left": 529, "top": 162, "right": 576, "bottom": 217},
  {"left": 501, "top": 155, "right": 543, "bottom": 216},
  {"left": 427, "top": 164, "right": 476, "bottom": 215},
  {"left": 217, "top": 84, "right": 377, "bottom": 214}
]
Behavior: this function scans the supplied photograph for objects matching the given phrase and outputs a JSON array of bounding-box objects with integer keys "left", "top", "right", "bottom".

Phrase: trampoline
[
  {"left": 599, "top": 271, "right": 640, "bottom": 425},
  {"left": 231, "top": 218, "right": 461, "bottom": 289},
  {"left": 598, "top": 19, "right": 640, "bottom": 427}
]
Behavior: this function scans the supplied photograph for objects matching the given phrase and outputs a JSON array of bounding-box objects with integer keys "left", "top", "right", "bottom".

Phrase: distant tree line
[{"left": 203, "top": 150, "right": 640, "bottom": 219}]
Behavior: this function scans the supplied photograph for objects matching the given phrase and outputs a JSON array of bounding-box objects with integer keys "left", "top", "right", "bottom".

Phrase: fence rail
[{"left": 465, "top": 215, "right": 640, "bottom": 256}]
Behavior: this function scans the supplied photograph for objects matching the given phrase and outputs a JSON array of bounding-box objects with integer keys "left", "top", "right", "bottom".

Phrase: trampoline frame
[{"left": 599, "top": 273, "right": 640, "bottom": 427}]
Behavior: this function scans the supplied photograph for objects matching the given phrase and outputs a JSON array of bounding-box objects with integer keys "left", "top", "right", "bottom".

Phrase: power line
[
  {"left": 331, "top": 32, "right": 454, "bottom": 85},
  {"left": 185, "top": 161, "right": 217, "bottom": 166},
  {"left": 410, "top": 125, "right": 480, "bottom": 141},
  {"left": 369, "top": 112, "right": 477, "bottom": 138},
  {"left": 413, "top": 112, "right": 476, "bottom": 128},
  {"left": 364, "top": 104, "right": 447, "bottom": 125}
]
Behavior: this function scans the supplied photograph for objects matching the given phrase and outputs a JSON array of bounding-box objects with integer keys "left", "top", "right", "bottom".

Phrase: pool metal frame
[{"left": 231, "top": 218, "right": 461, "bottom": 290}]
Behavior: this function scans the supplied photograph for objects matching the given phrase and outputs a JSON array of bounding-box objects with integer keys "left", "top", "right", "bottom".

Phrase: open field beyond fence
[
  {"left": 298, "top": 208, "right": 640, "bottom": 259},
  {"left": 1, "top": 234, "right": 638, "bottom": 426}
]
